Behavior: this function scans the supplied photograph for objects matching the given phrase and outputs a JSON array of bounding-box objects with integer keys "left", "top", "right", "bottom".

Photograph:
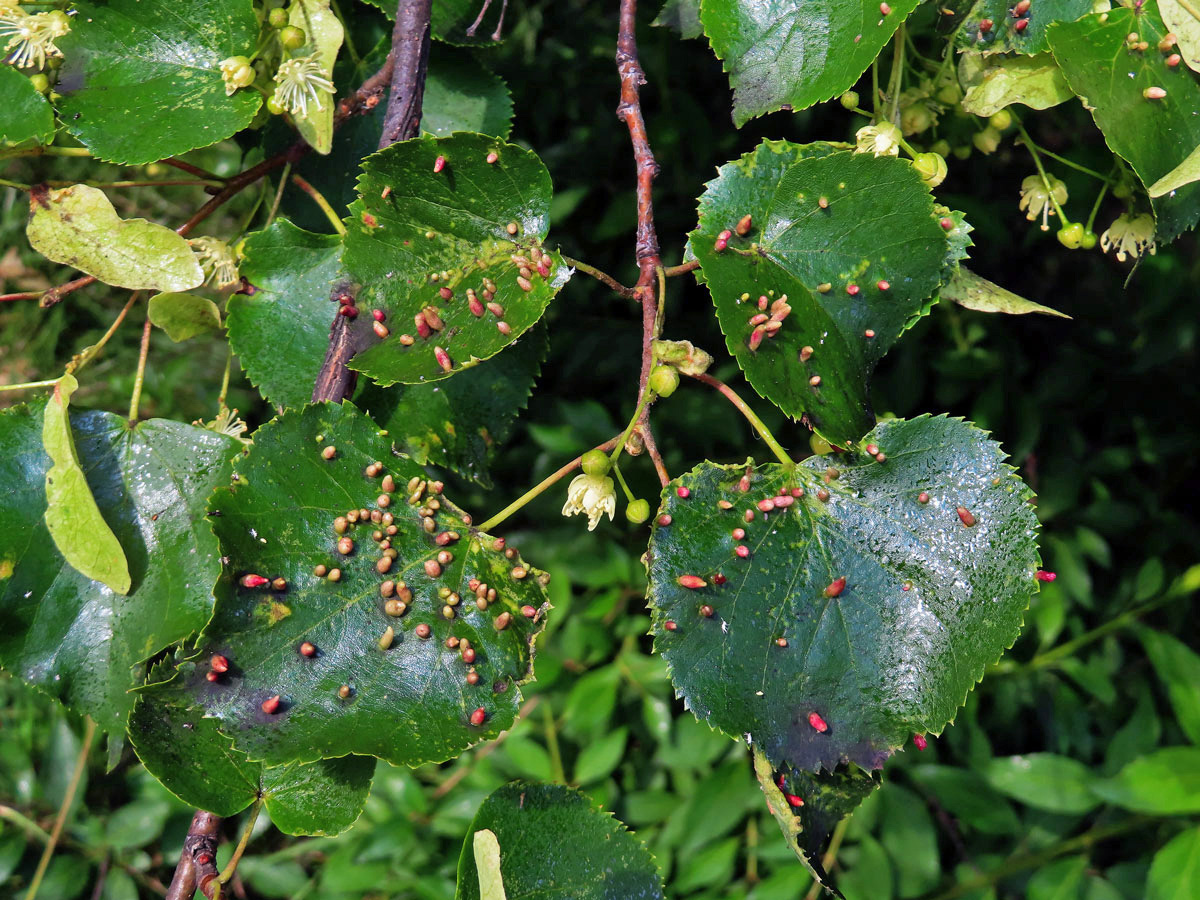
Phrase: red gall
[
  {"left": 676, "top": 486, "right": 691, "bottom": 499},
  {"left": 918, "top": 491, "right": 930, "bottom": 504},
  {"left": 205, "top": 671, "right": 220, "bottom": 682},
  {"left": 434, "top": 346, "right": 453, "bottom": 372},
  {"left": 521, "top": 605, "right": 537, "bottom": 617},
  {"left": 470, "top": 707, "right": 487, "bottom": 726},
  {"left": 300, "top": 641, "right": 316, "bottom": 657},
  {"left": 824, "top": 577, "right": 846, "bottom": 598},
  {"left": 658, "top": 514, "right": 672, "bottom": 526},
  {"left": 957, "top": 506, "right": 977, "bottom": 527},
  {"left": 433, "top": 155, "right": 446, "bottom": 173},
  {"left": 846, "top": 283, "right": 860, "bottom": 296},
  {"left": 664, "top": 620, "right": 678, "bottom": 631},
  {"left": 372, "top": 309, "right": 385, "bottom": 322},
  {"left": 700, "top": 604, "right": 714, "bottom": 617},
  {"left": 808, "top": 711, "right": 829, "bottom": 732},
  {"left": 210, "top": 654, "right": 229, "bottom": 673},
  {"left": 486, "top": 151, "right": 499, "bottom": 163},
  {"left": 735, "top": 545, "right": 750, "bottom": 558},
  {"left": 1035, "top": 570, "right": 1057, "bottom": 581},
  {"left": 261, "top": 695, "right": 282, "bottom": 714},
  {"left": 678, "top": 574, "right": 707, "bottom": 589},
  {"left": 913, "top": 734, "right": 928, "bottom": 751},
  {"left": 240, "top": 574, "right": 269, "bottom": 588},
  {"left": 712, "top": 573, "right": 727, "bottom": 585}
]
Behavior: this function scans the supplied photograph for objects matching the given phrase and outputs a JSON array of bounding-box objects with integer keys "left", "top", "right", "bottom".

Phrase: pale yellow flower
[
  {"left": 0, "top": 8, "right": 69, "bottom": 70},
  {"left": 562, "top": 473, "right": 616, "bottom": 531},
  {"left": 854, "top": 123, "right": 902, "bottom": 158},
  {"left": 1100, "top": 213, "right": 1156, "bottom": 262},
  {"left": 272, "top": 54, "right": 334, "bottom": 117},
  {"left": 1018, "top": 174, "right": 1068, "bottom": 231}
]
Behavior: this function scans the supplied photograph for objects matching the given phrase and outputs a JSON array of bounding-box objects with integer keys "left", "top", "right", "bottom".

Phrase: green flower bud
[
  {"left": 839, "top": 90, "right": 860, "bottom": 110},
  {"left": 912, "top": 152, "right": 948, "bottom": 188},
  {"left": 952, "top": 144, "right": 972, "bottom": 160},
  {"left": 268, "top": 7, "right": 289, "bottom": 27},
  {"left": 648, "top": 365, "right": 680, "bottom": 397},
  {"left": 29, "top": 73, "right": 51, "bottom": 94},
  {"left": 1080, "top": 229, "right": 1098, "bottom": 250},
  {"left": 581, "top": 448, "right": 611, "bottom": 478},
  {"left": 972, "top": 126, "right": 1002, "bottom": 155},
  {"left": 625, "top": 498, "right": 651, "bottom": 524},
  {"left": 988, "top": 109, "right": 1013, "bottom": 131},
  {"left": 267, "top": 95, "right": 286, "bottom": 115},
  {"left": 900, "top": 103, "right": 934, "bottom": 136},
  {"left": 809, "top": 433, "right": 833, "bottom": 457},
  {"left": 279, "top": 25, "right": 306, "bottom": 49},
  {"left": 930, "top": 139, "right": 951, "bottom": 158}
]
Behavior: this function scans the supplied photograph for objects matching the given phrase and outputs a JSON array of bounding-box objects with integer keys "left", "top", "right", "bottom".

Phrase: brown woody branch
[
  {"left": 164, "top": 811, "right": 221, "bottom": 900},
  {"left": 616, "top": 0, "right": 669, "bottom": 486}
]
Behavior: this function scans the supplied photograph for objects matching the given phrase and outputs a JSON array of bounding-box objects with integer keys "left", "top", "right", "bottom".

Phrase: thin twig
[
  {"left": 165, "top": 811, "right": 222, "bottom": 900},
  {"left": 662, "top": 259, "right": 700, "bottom": 278},
  {"left": 24, "top": 718, "right": 96, "bottom": 900},
  {"left": 687, "top": 372, "right": 794, "bottom": 466},
  {"left": 560, "top": 255, "right": 636, "bottom": 298},
  {"left": 163, "top": 158, "right": 225, "bottom": 181},
  {"left": 378, "top": 0, "right": 432, "bottom": 149}
]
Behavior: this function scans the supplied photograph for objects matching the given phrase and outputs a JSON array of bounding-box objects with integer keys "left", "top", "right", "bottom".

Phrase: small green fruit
[
  {"left": 626, "top": 499, "right": 651, "bottom": 524},
  {"left": 268, "top": 7, "right": 289, "bottom": 27},
  {"left": 912, "top": 152, "right": 948, "bottom": 188},
  {"left": 280, "top": 25, "right": 306, "bottom": 49},
  {"left": 809, "top": 433, "right": 833, "bottom": 457},
  {"left": 930, "top": 139, "right": 951, "bottom": 158},
  {"left": 29, "top": 73, "right": 50, "bottom": 94},
  {"left": 935, "top": 82, "right": 962, "bottom": 105},
  {"left": 581, "top": 448, "right": 611, "bottom": 478},
  {"left": 839, "top": 90, "right": 860, "bottom": 110},
  {"left": 648, "top": 365, "right": 680, "bottom": 398},
  {"left": 952, "top": 144, "right": 972, "bottom": 160},
  {"left": 900, "top": 104, "right": 934, "bottom": 136},
  {"left": 267, "top": 96, "right": 286, "bottom": 115},
  {"left": 1057, "top": 222, "right": 1084, "bottom": 249},
  {"left": 988, "top": 109, "right": 1013, "bottom": 131},
  {"left": 972, "top": 126, "right": 1002, "bottom": 155},
  {"left": 1080, "top": 229, "right": 1098, "bottom": 250}
]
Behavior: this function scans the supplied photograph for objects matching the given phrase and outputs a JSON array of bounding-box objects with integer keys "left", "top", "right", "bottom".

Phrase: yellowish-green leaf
[
  {"left": 288, "top": 0, "right": 343, "bottom": 155},
  {"left": 42, "top": 374, "right": 131, "bottom": 595},
  {"left": 961, "top": 53, "right": 1074, "bottom": 117},
  {"left": 148, "top": 293, "right": 222, "bottom": 342},
  {"left": 27, "top": 185, "right": 203, "bottom": 292},
  {"left": 943, "top": 267, "right": 1070, "bottom": 318},
  {"left": 1149, "top": 143, "right": 1200, "bottom": 197},
  {"left": 473, "top": 830, "right": 507, "bottom": 900},
  {"left": 1160, "top": 0, "right": 1200, "bottom": 73}
]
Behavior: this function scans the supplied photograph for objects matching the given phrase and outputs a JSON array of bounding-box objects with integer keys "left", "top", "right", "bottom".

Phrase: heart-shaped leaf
[
  {"left": 0, "top": 65, "right": 54, "bottom": 148},
  {"left": 454, "top": 783, "right": 665, "bottom": 900},
  {"left": 1048, "top": 2, "right": 1200, "bottom": 242},
  {"left": 957, "top": 0, "right": 1093, "bottom": 55},
  {"left": 129, "top": 668, "right": 373, "bottom": 834},
  {"left": 192, "top": 402, "right": 547, "bottom": 766},
  {"left": 0, "top": 404, "right": 238, "bottom": 733},
  {"left": 690, "top": 142, "right": 949, "bottom": 445},
  {"left": 27, "top": 185, "right": 203, "bottom": 292},
  {"left": 700, "top": 0, "right": 921, "bottom": 124},
  {"left": 55, "top": 0, "right": 261, "bottom": 164},
  {"left": 342, "top": 133, "right": 569, "bottom": 386},
  {"left": 645, "top": 416, "right": 1040, "bottom": 774}
]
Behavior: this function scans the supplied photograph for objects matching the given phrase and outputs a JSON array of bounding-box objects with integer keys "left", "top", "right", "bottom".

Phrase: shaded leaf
[
  {"left": 960, "top": 53, "right": 1075, "bottom": 117},
  {"left": 1148, "top": 142, "right": 1200, "bottom": 198},
  {"left": 343, "top": 133, "right": 568, "bottom": 386},
  {"left": 423, "top": 50, "right": 514, "bottom": 138},
  {"left": 1138, "top": 627, "right": 1200, "bottom": 745},
  {"left": 1048, "top": 2, "right": 1200, "bottom": 242},
  {"left": 228, "top": 220, "right": 346, "bottom": 410},
  {"left": 356, "top": 324, "right": 546, "bottom": 488},
  {"left": 654, "top": 0, "right": 703, "bottom": 39},
  {"left": 700, "top": 0, "right": 921, "bottom": 124},
  {"left": 0, "top": 65, "right": 54, "bottom": 147},
  {"left": 984, "top": 753, "right": 1101, "bottom": 814},
  {"left": 943, "top": 267, "right": 1070, "bottom": 318},
  {"left": 0, "top": 404, "right": 238, "bottom": 733},
  {"left": 42, "top": 374, "right": 129, "bottom": 593},
  {"left": 1147, "top": 827, "right": 1200, "bottom": 900},
  {"left": 455, "top": 783, "right": 664, "bottom": 900},
  {"left": 690, "top": 142, "right": 948, "bottom": 445},
  {"left": 1027, "top": 856, "right": 1088, "bottom": 900},
  {"left": 194, "top": 402, "right": 547, "bottom": 766},
  {"left": 645, "top": 416, "right": 1040, "bottom": 773},
  {"left": 1093, "top": 747, "right": 1200, "bottom": 814},
  {"left": 148, "top": 293, "right": 222, "bottom": 342},
  {"left": 55, "top": 0, "right": 262, "bottom": 164},
  {"left": 27, "top": 185, "right": 203, "bottom": 292},
  {"left": 957, "top": 0, "right": 1093, "bottom": 55}
]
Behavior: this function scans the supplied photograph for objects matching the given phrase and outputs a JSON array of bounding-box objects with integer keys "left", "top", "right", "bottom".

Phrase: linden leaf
[
  {"left": 0, "top": 403, "right": 238, "bottom": 733},
  {"left": 690, "top": 142, "right": 948, "bottom": 445},
  {"left": 193, "top": 402, "right": 548, "bottom": 766},
  {"left": 129, "top": 668, "right": 373, "bottom": 834},
  {"left": 42, "top": 374, "right": 129, "bottom": 594},
  {"left": 454, "top": 784, "right": 665, "bottom": 900},
  {"left": 342, "top": 133, "right": 569, "bottom": 386},
  {"left": 645, "top": 416, "right": 1041, "bottom": 774},
  {"left": 287, "top": 0, "right": 344, "bottom": 155},
  {"left": 1048, "top": 2, "right": 1200, "bottom": 242},
  {"left": 0, "top": 65, "right": 54, "bottom": 148},
  {"left": 956, "top": 0, "right": 1094, "bottom": 55},
  {"left": 699, "top": 0, "right": 922, "bottom": 124},
  {"left": 1157, "top": 0, "right": 1200, "bottom": 73},
  {"left": 942, "top": 267, "right": 1070, "bottom": 318},
  {"left": 27, "top": 185, "right": 203, "bottom": 292},
  {"left": 55, "top": 0, "right": 261, "bottom": 164},
  {"left": 1148, "top": 143, "right": 1200, "bottom": 198},
  {"left": 960, "top": 53, "right": 1075, "bottom": 117},
  {"left": 148, "top": 293, "right": 222, "bottom": 342}
]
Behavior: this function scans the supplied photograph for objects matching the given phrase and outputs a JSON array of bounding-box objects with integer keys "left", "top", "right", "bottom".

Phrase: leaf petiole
[{"left": 686, "top": 371, "right": 794, "bottom": 466}]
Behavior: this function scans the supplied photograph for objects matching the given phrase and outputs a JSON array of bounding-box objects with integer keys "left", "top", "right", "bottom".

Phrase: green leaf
[
  {"left": 129, "top": 669, "right": 374, "bottom": 834},
  {"left": 1138, "top": 628, "right": 1200, "bottom": 745},
  {"left": 228, "top": 220, "right": 345, "bottom": 410},
  {"left": 942, "top": 267, "right": 1070, "bottom": 318},
  {"left": 646, "top": 416, "right": 1040, "bottom": 773},
  {"left": 653, "top": 0, "right": 703, "bottom": 39},
  {"left": 1159, "top": 0, "right": 1200, "bottom": 73},
  {"left": 454, "top": 783, "right": 665, "bottom": 900},
  {"left": 148, "top": 293, "right": 222, "bottom": 342},
  {"left": 690, "top": 143, "right": 948, "bottom": 445},
  {"left": 908, "top": 764, "right": 1020, "bottom": 835},
  {"left": 55, "top": 0, "right": 262, "bottom": 164},
  {"left": 983, "top": 753, "right": 1101, "bottom": 814},
  {"left": 422, "top": 51, "right": 515, "bottom": 139},
  {"left": 343, "top": 133, "right": 568, "bottom": 386},
  {"left": 287, "top": 0, "right": 343, "bottom": 154},
  {"left": 0, "top": 65, "right": 54, "bottom": 147},
  {"left": 1028, "top": 856, "right": 1088, "bottom": 900},
  {"left": 1148, "top": 143, "right": 1200, "bottom": 198},
  {"left": 1147, "top": 827, "right": 1200, "bottom": 900},
  {"left": 957, "top": 0, "right": 1093, "bottom": 55},
  {"left": 0, "top": 404, "right": 238, "bottom": 733},
  {"left": 573, "top": 726, "right": 627, "bottom": 784},
  {"left": 356, "top": 325, "right": 546, "bottom": 488},
  {"left": 1048, "top": 2, "right": 1200, "bottom": 242},
  {"left": 878, "top": 783, "right": 940, "bottom": 896},
  {"left": 27, "top": 185, "right": 203, "bottom": 292},
  {"left": 473, "top": 830, "right": 507, "bottom": 900},
  {"left": 193, "top": 402, "right": 548, "bottom": 766},
  {"left": 41, "top": 374, "right": 129, "bottom": 593},
  {"left": 1093, "top": 747, "right": 1200, "bottom": 814},
  {"left": 960, "top": 53, "right": 1075, "bottom": 117},
  {"left": 700, "top": 0, "right": 921, "bottom": 124}
]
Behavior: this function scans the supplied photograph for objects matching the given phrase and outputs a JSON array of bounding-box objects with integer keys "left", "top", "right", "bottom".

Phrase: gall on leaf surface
[
  {"left": 129, "top": 665, "right": 374, "bottom": 834},
  {"left": 454, "top": 783, "right": 665, "bottom": 900},
  {"left": 0, "top": 403, "right": 238, "bottom": 734},
  {"left": 956, "top": 0, "right": 1093, "bottom": 55},
  {"left": 341, "top": 133, "right": 569, "bottom": 387},
  {"left": 1048, "top": 1, "right": 1200, "bottom": 242},
  {"left": 690, "top": 142, "right": 948, "bottom": 446},
  {"left": 27, "top": 185, "right": 203, "bottom": 292},
  {"left": 645, "top": 416, "right": 1041, "bottom": 774},
  {"left": 193, "top": 402, "right": 548, "bottom": 766},
  {"left": 699, "top": 0, "right": 921, "bottom": 125},
  {"left": 54, "top": 0, "right": 261, "bottom": 165}
]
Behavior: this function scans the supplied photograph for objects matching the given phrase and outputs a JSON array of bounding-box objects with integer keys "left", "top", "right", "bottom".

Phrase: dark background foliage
[{"left": 1, "top": 1, "right": 1198, "bottom": 898}]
